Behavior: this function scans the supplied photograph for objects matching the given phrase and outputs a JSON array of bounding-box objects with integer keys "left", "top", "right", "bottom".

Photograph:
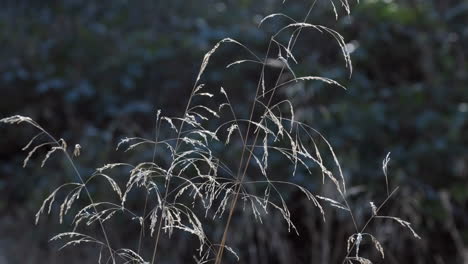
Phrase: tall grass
[{"left": 1, "top": 1, "right": 420, "bottom": 263}]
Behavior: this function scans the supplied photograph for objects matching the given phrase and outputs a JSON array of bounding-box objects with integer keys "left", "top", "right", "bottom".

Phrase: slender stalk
[
  {"left": 341, "top": 187, "right": 400, "bottom": 263},
  {"left": 214, "top": 36, "right": 274, "bottom": 264},
  {"left": 138, "top": 116, "right": 162, "bottom": 255},
  {"left": 214, "top": 2, "right": 317, "bottom": 263},
  {"left": 150, "top": 74, "right": 206, "bottom": 263},
  {"left": 33, "top": 125, "right": 117, "bottom": 264}
]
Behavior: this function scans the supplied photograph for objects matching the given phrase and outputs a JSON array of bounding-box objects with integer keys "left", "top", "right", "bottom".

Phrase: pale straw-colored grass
[{"left": 1, "top": 0, "right": 420, "bottom": 263}]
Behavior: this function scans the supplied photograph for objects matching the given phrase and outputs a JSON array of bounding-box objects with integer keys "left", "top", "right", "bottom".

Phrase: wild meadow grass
[{"left": 1, "top": 1, "right": 420, "bottom": 263}]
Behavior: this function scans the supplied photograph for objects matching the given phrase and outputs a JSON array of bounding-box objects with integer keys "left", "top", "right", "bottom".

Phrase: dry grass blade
[
  {"left": 258, "top": 13, "right": 297, "bottom": 27},
  {"left": 382, "top": 152, "right": 391, "bottom": 196},
  {"left": 376, "top": 216, "right": 421, "bottom": 239}
]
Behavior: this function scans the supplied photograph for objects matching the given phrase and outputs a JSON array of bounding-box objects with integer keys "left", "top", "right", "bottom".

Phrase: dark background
[{"left": 0, "top": 0, "right": 467, "bottom": 263}]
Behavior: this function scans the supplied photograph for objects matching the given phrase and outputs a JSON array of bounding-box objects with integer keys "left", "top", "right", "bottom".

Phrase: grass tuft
[{"left": 1, "top": 1, "right": 420, "bottom": 263}]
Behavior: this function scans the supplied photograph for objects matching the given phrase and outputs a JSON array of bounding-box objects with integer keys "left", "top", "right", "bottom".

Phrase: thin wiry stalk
[
  {"left": 343, "top": 170, "right": 420, "bottom": 263},
  {"left": 214, "top": 2, "right": 321, "bottom": 263},
  {"left": 296, "top": 121, "right": 358, "bottom": 231},
  {"left": 214, "top": 31, "right": 276, "bottom": 264},
  {"left": 138, "top": 114, "right": 163, "bottom": 256},
  {"left": 150, "top": 47, "right": 223, "bottom": 262},
  {"left": 342, "top": 188, "right": 400, "bottom": 263},
  {"left": 0, "top": 117, "right": 118, "bottom": 264}
]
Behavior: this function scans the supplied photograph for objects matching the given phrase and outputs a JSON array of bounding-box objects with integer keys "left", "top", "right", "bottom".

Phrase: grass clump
[{"left": 1, "top": 1, "right": 420, "bottom": 263}]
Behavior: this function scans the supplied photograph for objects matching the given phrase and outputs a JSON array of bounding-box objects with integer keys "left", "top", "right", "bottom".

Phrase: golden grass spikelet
[
  {"left": 73, "top": 144, "right": 81, "bottom": 157},
  {"left": 371, "top": 235, "right": 385, "bottom": 259},
  {"left": 0, "top": 115, "right": 33, "bottom": 125},
  {"left": 376, "top": 216, "right": 421, "bottom": 239}
]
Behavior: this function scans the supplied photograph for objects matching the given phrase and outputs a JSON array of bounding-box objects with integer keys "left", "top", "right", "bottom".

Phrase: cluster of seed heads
[{"left": 0, "top": 1, "right": 420, "bottom": 263}]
